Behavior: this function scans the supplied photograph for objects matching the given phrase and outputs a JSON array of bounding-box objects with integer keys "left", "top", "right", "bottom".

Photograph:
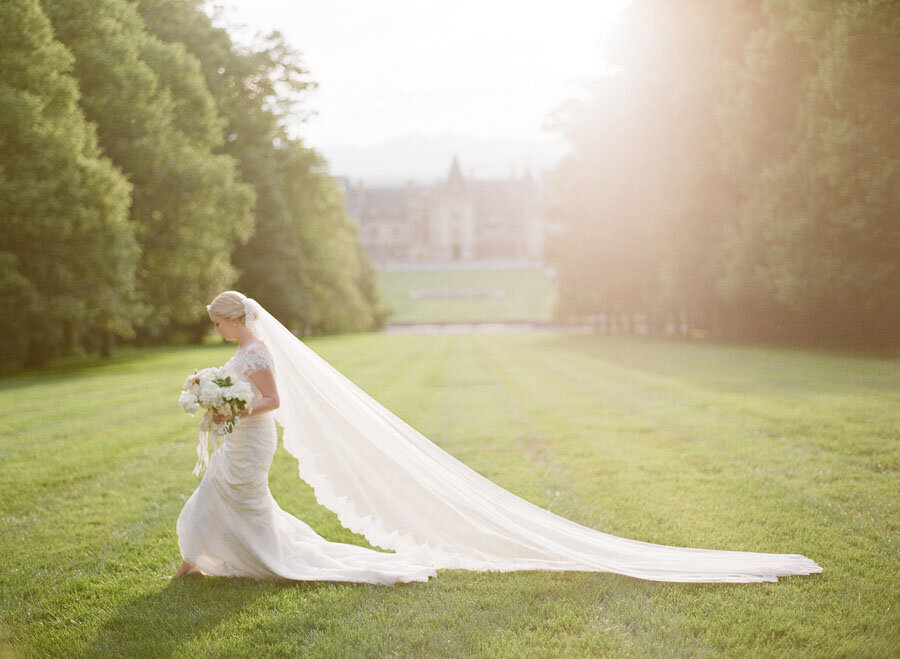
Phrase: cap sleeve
[{"left": 242, "top": 342, "right": 274, "bottom": 376}]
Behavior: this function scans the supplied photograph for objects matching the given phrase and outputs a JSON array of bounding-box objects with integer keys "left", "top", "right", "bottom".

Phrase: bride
[{"left": 175, "top": 291, "right": 822, "bottom": 584}]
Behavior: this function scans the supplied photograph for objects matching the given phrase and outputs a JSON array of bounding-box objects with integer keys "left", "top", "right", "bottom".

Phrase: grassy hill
[{"left": 1, "top": 333, "right": 898, "bottom": 656}]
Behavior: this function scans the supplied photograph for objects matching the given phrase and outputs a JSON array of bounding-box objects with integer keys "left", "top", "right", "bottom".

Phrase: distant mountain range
[{"left": 317, "top": 133, "right": 569, "bottom": 186}]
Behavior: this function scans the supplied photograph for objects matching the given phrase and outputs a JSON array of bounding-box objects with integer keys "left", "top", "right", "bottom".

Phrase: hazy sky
[{"left": 221, "top": 1, "right": 630, "bottom": 151}]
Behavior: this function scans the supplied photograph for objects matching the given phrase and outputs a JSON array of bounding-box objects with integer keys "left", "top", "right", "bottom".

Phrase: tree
[
  {"left": 742, "top": 0, "right": 900, "bottom": 345},
  {"left": 40, "top": 0, "right": 255, "bottom": 341},
  {"left": 548, "top": 0, "right": 900, "bottom": 347},
  {"left": 0, "top": 0, "right": 138, "bottom": 367},
  {"left": 136, "top": 0, "right": 389, "bottom": 334}
]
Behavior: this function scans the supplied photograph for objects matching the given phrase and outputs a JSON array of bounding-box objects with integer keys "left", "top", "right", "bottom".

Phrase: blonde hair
[{"left": 207, "top": 290, "right": 247, "bottom": 322}]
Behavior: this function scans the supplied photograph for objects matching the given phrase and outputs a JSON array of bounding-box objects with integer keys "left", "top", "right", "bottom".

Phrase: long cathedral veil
[{"left": 242, "top": 296, "right": 821, "bottom": 583}]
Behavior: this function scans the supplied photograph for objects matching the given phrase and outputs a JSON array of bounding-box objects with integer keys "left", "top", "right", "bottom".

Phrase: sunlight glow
[{"left": 221, "top": 0, "right": 631, "bottom": 149}]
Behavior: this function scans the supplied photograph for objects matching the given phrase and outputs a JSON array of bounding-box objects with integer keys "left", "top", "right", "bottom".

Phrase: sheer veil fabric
[{"left": 242, "top": 297, "right": 822, "bottom": 583}]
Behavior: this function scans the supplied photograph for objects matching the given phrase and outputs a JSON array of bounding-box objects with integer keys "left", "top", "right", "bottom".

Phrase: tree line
[
  {"left": 1, "top": 0, "right": 388, "bottom": 368},
  {"left": 546, "top": 0, "right": 899, "bottom": 348}
]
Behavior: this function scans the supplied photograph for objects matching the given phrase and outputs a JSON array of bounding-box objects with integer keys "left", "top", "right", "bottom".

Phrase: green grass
[
  {"left": 377, "top": 267, "right": 556, "bottom": 323},
  {"left": 1, "top": 333, "right": 898, "bottom": 657}
]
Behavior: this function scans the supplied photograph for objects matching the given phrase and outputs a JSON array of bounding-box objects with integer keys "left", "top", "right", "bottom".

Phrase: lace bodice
[{"left": 225, "top": 341, "right": 274, "bottom": 381}]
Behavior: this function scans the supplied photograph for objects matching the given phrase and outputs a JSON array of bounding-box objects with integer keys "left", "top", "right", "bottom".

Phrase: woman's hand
[
  {"left": 211, "top": 409, "right": 235, "bottom": 425},
  {"left": 207, "top": 408, "right": 246, "bottom": 425}
]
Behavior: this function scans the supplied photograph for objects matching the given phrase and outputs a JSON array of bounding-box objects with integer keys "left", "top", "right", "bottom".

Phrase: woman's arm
[
  {"left": 211, "top": 369, "right": 279, "bottom": 424},
  {"left": 243, "top": 368, "right": 279, "bottom": 417}
]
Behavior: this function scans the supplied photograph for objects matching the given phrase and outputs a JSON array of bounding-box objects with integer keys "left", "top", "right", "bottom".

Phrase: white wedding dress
[
  {"left": 177, "top": 296, "right": 822, "bottom": 584},
  {"left": 177, "top": 341, "right": 437, "bottom": 584}
]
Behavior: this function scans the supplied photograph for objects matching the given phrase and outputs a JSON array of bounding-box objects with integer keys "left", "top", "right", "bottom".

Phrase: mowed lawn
[
  {"left": 1, "top": 333, "right": 898, "bottom": 657},
  {"left": 377, "top": 267, "right": 556, "bottom": 323}
]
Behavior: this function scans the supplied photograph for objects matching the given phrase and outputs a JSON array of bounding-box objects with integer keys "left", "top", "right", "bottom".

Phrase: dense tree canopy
[
  {"left": 136, "top": 0, "right": 387, "bottom": 336},
  {"left": 547, "top": 0, "right": 900, "bottom": 347},
  {"left": 1, "top": 0, "right": 387, "bottom": 368},
  {"left": 40, "top": 0, "right": 256, "bottom": 341},
  {"left": 0, "top": 0, "right": 138, "bottom": 366}
]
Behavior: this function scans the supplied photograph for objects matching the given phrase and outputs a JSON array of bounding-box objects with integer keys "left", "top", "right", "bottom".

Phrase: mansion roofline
[{"left": 338, "top": 156, "right": 547, "bottom": 266}]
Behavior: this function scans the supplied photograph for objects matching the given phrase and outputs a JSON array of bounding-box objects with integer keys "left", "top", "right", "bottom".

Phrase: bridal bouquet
[
  {"left": 180, "top": 366, "right": 254, "bottom": 432},
  {"left": 180, "top": 367, "right": 254, "bottom": 475}
]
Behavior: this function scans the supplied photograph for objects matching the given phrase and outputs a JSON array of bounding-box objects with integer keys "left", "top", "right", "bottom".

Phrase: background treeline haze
[
  {"left": 3, "top": 1, "right": 898, "bottom": 370},
  {"left": 547, "top": 0, "right": 899, "bottom": 348},
  {"left": 1, "top": 0, "right": 388, "bottom": 368}
]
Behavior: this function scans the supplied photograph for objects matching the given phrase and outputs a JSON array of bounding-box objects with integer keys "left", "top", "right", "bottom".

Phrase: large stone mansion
[{"left": 337, "top": 157, "right": 547, "bottom": 266}]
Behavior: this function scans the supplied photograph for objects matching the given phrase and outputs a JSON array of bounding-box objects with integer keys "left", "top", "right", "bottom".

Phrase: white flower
[
  {"left": 179, "top": 390, "right": 199, "bottom": 414},
  {"left": 180, "top": 365, "right": 255, "bottom": 435},
  {"left": 197, "top": 379, "right": 220, "bottom": 407}
]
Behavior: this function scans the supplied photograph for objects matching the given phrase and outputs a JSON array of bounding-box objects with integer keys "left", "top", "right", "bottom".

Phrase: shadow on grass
[{"left": 81, "top": 575, "right": 330, "bottom": 657}]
